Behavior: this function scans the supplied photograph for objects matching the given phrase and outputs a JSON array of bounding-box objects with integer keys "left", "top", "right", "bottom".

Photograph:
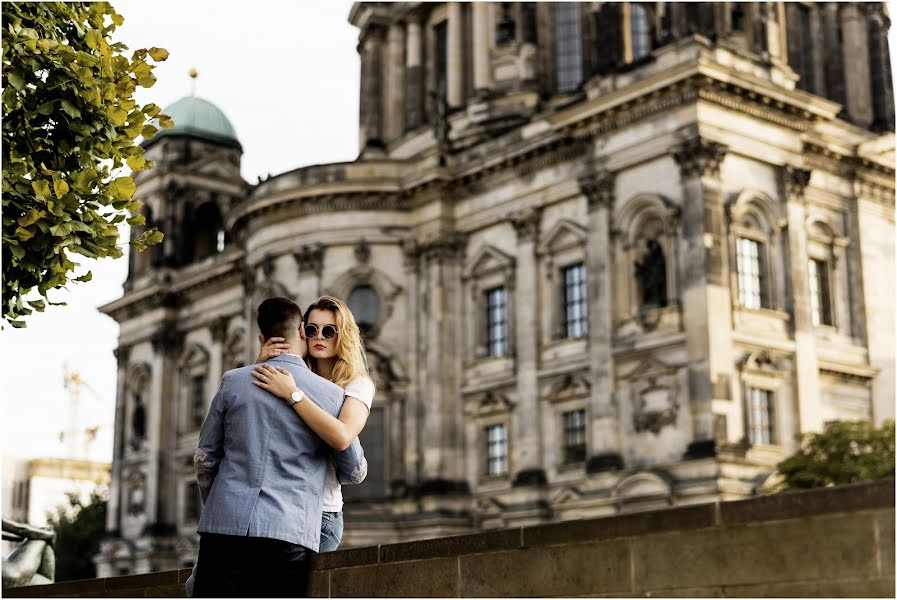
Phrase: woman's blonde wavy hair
[{"left": 303, "top": 295, "right": 371, "bottom": 390}]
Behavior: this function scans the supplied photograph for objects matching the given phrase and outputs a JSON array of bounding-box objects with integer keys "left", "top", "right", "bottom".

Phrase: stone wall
[{"left": 9, "top": 480, "right": 893, "bottom": 598}]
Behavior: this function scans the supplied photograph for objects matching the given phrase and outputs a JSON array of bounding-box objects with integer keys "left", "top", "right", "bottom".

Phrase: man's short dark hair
[{"left": 257, "top": 297, "right": 303, "bottom": 340}]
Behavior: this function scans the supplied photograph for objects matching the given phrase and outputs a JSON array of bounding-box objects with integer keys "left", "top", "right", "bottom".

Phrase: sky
[
  {"left": 1, "top": 1, "right": 896, "bottom": 467},
  {"left": 1, "top": 0, "right": 360, "bottom": 464}
]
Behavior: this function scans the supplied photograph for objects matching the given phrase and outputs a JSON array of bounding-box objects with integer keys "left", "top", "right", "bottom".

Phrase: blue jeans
[
  {"left": 319, "top": 511, "right": 343, "bottom": 552},
  {"left": 186, "top": 512, "right": 344, "bottom": 596}
]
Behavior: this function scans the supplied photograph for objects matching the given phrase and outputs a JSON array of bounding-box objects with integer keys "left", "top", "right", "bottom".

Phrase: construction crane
[{"left": 59, "top": 365, "right": 106, "bottom": 460}]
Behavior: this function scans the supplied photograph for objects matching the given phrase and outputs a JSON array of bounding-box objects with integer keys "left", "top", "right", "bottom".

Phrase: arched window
[
  {"left": 347, "top": 285, "right": 381, "bottom": 336},
  {"left": 630, "top": 3, "right": 651, "bottom": 60},
  {"left": 555, "top": 3, "right": 583, "bottom": 92},
  {"left": 192, "top": 202, "right": 223, "bottom": 262},
  {"left": 728, "top": 192, "right": 787, "bottom": 313}
]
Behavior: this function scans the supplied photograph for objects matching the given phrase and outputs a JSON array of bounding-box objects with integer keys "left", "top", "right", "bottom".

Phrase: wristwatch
[{"left": 288, "top": 389, "right": 305, "bottom": 406}]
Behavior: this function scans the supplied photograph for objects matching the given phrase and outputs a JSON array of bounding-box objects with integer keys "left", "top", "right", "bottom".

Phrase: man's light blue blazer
[{"left": 194, "top": 354, "right": 367, "bottom": 552}]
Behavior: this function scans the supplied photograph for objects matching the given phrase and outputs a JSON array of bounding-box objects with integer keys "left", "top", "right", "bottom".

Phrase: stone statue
[
  {"left": 634, "top": 239, "right": 668, "bottom": 309},
  {"left": 2, "top": 518, "right": 56, "bottom": 589}
]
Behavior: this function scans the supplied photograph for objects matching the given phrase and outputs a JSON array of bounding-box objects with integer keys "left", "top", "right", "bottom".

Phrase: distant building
[{"left": 96, "top": 2, "right": 894, "bottom": 576}]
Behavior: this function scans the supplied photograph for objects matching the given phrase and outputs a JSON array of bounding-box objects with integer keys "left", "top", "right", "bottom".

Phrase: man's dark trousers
[{"left": 192, "top": 533, "right": 312, "bottom": 597}]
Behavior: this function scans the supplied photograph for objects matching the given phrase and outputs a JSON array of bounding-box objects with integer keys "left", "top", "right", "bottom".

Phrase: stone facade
[{"left": 95, "top": 2, "right": 895, "bottom": 575}]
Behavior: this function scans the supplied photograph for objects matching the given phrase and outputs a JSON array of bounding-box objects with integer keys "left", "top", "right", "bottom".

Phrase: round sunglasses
[{"left": 304, "top": 323, "right": 338, "bottom": 340}]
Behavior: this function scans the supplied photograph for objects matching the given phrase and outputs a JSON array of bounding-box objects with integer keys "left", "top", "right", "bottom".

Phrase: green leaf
[
  {"left": 7, "top": 70, "right": 25, "bottom": 91},
  {"left": 141, "top": 124, "right": 157, "bottom": 138},
  {"left": 61, "top": 99, "right": 81, "bottom": 118},
  {"left": 107, "top": 177, "right": 136, "bottom": 200},
  {"left": 144, "top": 229, "right": 164, "bottom": 244},
  {"left": 9, "top": 320, "right": 26, "bottom": 329},
  {"left": 53, "top": 180, "right": 70, "bottom": 199},
  {"left": 125, "top": 155, "right": 146, "bottom": 172},
  {"left": 37, "top": 101, "right": 55, "bottom": 115},
  {"left": 148, "top": 47, "right": 169, "bottom": 61},
  {"left": 126, "top": 213, "right": 145, "bottom": 226},
  {"left": 17, "top": 208, "right": 45, "bottom": 227},
  {"left": 32, "top": 180, "right": 51, "bottom": 198},
  {"left": 157, "top": 115, "right": 174, "bottom": 129},
  {"left": 106, "top": 106, "right": 127, "bottom": 126},
  {"left": 74, "top": 271, "right": 93, "bottom": 283}
]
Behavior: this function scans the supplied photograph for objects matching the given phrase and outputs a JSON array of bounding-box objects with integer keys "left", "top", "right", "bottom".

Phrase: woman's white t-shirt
[{"left": 322, "top": 376, "right": 375, "bottom": 512}]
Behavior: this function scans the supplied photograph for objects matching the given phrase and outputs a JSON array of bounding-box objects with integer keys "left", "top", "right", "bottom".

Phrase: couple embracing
[{"left": 187, "top": 295, "right": 376, "bottom": 597}]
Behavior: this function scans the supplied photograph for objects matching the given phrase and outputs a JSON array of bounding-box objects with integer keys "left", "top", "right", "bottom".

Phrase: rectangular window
[
  {"left": 808, "top": 258, "right": 833, "bottom": 326},
  {"left": 747, "top": 388, "right": 775, "bottom": 445},
  {"left": 563, "top": 263, "right": 588, "bottom": 338},
  {"left": 797, "top": 5, "right": 815, "bottom": 92},
  {"left": 486, "top": 287, "right": 508, "bottom": 357},
  {"left": 191, "top": 375, "right": 206, "bottom": 428},
  {"left": 736, "top": 237, "right": 765, "bottom": 309},
  {"left": 485, "top": 424, "right": 508, "bottom": 476},
  {"left": 562, "top": 409, "right": 587, "bottom": 464},
  {"left": 434, "top": 21, "right": 448, "bottom": 104},
  {"left": 555, "top": 3, "right": 583, "bottom": 92}
]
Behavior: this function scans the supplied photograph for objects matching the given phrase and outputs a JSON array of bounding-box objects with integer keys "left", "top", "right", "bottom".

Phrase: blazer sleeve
[
  {"left": 194, "top": 374, "right": 228, "bottom": 504},
  {"left": 333, "top": 435, "right": 368, "bottom": 486}
]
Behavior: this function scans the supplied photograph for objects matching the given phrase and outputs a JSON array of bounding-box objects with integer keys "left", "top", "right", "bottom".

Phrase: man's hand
[{"left": 255, "top": 335, "right": 291, "bottom": 363}]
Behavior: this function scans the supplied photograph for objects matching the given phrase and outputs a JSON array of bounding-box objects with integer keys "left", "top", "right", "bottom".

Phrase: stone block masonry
[{"left": 8, "top": 480, "right": 893, "bottom": 598}]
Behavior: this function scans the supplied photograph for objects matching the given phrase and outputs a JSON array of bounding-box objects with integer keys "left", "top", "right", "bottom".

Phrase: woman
[{"left": 251, "top": 295, "right": 375, "bottom": 552}]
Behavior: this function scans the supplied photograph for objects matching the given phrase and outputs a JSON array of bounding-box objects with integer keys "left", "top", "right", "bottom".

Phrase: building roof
[{"left": 145, "top": 96, "right": 241, "bottom": 149}]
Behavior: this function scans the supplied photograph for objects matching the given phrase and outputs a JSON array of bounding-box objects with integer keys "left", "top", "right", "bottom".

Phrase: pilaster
[
  {"left": 671, "top": 137, "right": 731, "bottom": 458},
  {"left": 577, "top": 169, "right": 623, "bottom": 471}
]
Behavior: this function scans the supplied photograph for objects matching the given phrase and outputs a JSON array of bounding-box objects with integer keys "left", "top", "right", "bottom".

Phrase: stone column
[
  {"left": 401, "top": 240, "right": 422, "bottom": 485},
  {"left": 807, "top": 5, "right": 827, "bottom": 98},
  {"left": 419, "top": 233, "right": 467, "bottom": 488},
  {"left": 672, "top": 138, "right": 729, "bottom": 458},
  {"left": 577, "top": 170, "right": 623, "bottom": 471},
  {"left": 106, "top": 345, "right": 130, "bottom": 535},
  {"left": 384, "top": 22, "right": 406, "bottom": 142},
  {"left": 359, "top": 25, "right": 386, "bottom": 150},
  {"left": 149, "top": 326, "right": 182, "bottom": 530},
  {"left": 447, "top": 2, "right": 464, "bottom": 108},
  {"left": 472, "top": 2, "right": 493, "bottom": 95},
  {"left": 510, "top": 209, "right": 543, "bottom": 485},
  {"left": 405, "top": 17, "right": 424, "bottom": 131},
  {"left": 839, "top": 3, "right": 874, "bottom": 128},
  {"left": 783, "top": 166, "right": 822, "bottom": 434}
]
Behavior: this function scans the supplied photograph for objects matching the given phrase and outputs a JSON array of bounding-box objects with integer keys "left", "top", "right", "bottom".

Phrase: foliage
[
  {"left": 45, "top": 490, "right": 108, "bottom": 582},
  {"left": 775, "top": 419, "right": 895, "bottom": 491},
  {"left": 2, "top": 2, "right": 171, "bottom": 327}
]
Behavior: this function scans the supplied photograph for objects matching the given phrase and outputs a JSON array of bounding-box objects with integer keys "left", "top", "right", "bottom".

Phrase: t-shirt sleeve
[{"left": 344, "top": 376, "right": 375, "bottom": 411}]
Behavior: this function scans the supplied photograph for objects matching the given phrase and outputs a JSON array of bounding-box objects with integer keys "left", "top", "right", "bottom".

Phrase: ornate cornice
[
  {"left": 577, "top": 169, "right": 615, "bottom": 211},
  {"left": 672, "top": 138, "right": 728, "bottom": 180}
]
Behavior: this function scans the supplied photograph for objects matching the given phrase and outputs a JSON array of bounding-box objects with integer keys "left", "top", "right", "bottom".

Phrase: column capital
[
  {"left": 210, "top": 316, "right": 230, "bottom": 344},
  {"left": 292, "top": 243, "right": 324, "bottom": 275},
  {"left": 420, "top": 232, "right": 467, "bottom": 264},
  {"left": 113, "top": 345, "right": 131, "bottom": 367},
  {"left": 672, "top": 138, "right": 728, "bottom": 180},
  {"left": 578, "top": 169, "right": 616, "bottom": 211},
  {"left": 151, "top": 325, "right": 183, "bottom": 356},
  {"left": 783, "top": 165, "right": 812, "bottom": 200},
  {"left": 510, "top": 207, "right": 541, "bottom": 241}
]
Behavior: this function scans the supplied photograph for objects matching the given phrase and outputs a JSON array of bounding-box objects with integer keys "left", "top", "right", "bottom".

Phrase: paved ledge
[{"left": 7, "top": 479, "right": 894, "bottom": 598}]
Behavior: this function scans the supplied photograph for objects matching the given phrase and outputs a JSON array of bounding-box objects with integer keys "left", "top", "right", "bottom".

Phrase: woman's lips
[{"left": 314, "top": 344, "right": 326, "bottom": 350}]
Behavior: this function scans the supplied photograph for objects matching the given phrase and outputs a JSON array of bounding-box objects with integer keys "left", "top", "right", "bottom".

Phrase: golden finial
[
  {"left": 189, "top": 68, "right": 198, "bottom": 79},
  {"left": 189, "top": 68, "right": 198, "bottom": 96}
]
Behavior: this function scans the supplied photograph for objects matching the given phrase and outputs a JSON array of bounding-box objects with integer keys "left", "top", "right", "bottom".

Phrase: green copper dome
[{"left": 145, "top": 96, "right": 241, "bottom": 149}]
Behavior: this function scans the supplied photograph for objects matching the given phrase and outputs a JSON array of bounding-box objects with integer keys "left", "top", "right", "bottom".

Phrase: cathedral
[{"left": 95, "top": 2, "right": 895, "bottom": 575}]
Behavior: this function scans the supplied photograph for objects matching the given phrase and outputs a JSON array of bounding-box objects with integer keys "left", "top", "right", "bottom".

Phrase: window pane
[
  {"left": 630, "top": 4, "right": 650, "bottom": 59},
  {"left": 737, "top": 238, "right": 764, "bottom": 309},
  {"left": 485, "top": 424, "right": 508, "bottom": 476},
  {"left": 563, "top": 264, "right": 588, "bottom": 338},
  {"left": 348, "top": 285, "right": 381, "bottom": 332},
  {"left": 747, "top": 388, "right": 775, "bottom": 445},
  {"left": 562, "top": 409, "right": 587, "bottom": 464},
  {"left": 555, "top": 3, "right": 583, "bottom": 92},
  {"left": 487, "top": 287, "right": 508, "bottom": 357}
]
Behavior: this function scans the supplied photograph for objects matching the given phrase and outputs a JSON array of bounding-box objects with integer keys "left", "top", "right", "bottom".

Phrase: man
[{"left": 190, "top": 297, "right": 367, "bottom": 597}]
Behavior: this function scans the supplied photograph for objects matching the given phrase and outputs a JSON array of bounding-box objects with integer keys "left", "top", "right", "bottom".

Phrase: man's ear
[
  {"left": 299, "top": 321, "right": 306, "bottom": 340},
  {"left": 258, "top": 334, "right": 265, "bottom": 345}
]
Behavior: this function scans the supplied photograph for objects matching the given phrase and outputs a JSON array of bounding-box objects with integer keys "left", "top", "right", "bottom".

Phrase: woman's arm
[{"left": 251, "top": 365, "right": 370, "bottom": 451}]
